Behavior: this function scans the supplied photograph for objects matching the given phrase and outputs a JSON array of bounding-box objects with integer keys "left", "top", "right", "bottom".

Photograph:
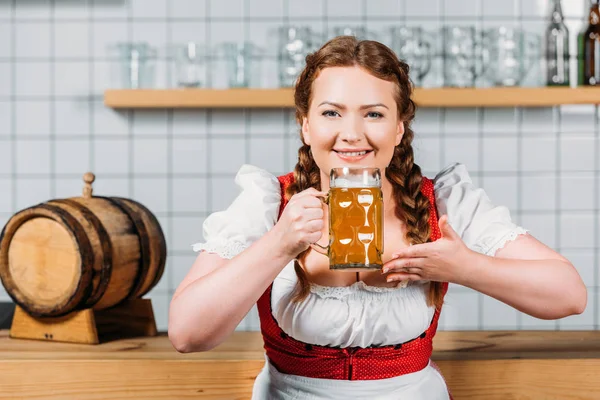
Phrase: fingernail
[{"left": 381, "top": 268, "right": 388, "bottom": 274}]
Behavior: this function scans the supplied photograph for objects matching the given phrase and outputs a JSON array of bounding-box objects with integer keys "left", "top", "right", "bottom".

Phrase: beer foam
[{"left": 331, "top": 178, "right": 380, "bottom": 188}]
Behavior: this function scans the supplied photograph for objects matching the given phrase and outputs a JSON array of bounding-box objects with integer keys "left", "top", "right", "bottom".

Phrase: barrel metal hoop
[
  {"left": 116, "top": 198, "right": 167, "bottom": 296},
  {"left": 51, "top": 199, "right": 113, "bottom": 309},
  {"left": 99, "top": 197, "right": 151, "bottom": 299}
]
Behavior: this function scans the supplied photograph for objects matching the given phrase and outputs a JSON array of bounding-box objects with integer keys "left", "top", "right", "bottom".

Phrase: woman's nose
[{"left": 339, "top": 116, "right": 364, "bottom": 143}]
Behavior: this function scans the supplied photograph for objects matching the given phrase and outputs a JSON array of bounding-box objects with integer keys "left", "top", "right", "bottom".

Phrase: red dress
[{"left": 256, "top": 172, "right": 450, "bottom": 386}]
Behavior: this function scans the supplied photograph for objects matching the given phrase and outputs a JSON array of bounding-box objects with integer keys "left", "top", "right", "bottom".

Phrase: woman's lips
[{"left": 334, "top": 150, "right": 373, "bottom": 162}]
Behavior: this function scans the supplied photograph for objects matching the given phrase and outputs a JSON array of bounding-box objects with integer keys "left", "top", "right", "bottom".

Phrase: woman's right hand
[{"left": 274, "top": 188, "right": 327, "bottom": 258}]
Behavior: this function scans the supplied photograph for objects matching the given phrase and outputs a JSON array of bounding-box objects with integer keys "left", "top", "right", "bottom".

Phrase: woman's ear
[
  {"left": 395, "top": 120, "right": 405, "bottom": 146},
  {"left": 302, "top": 116, "right": 311, "bottom": 145}
]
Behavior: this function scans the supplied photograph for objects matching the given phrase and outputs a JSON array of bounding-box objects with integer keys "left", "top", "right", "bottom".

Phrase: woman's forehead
[{"left": 311, "top": 66, "right": 397, "bottom": 106}]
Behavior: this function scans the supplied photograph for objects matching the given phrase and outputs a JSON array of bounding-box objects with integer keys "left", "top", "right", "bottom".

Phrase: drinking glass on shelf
[
  {"left": 390, "top": 26, "right": 433, "bottom": 87},
  {"left": 173, "top": 42, "right": 207, "bottom": 88},
  {"left": 115, "top": 42, "right": 157, "bottom": 89},
  {"left": 278, "top": 26, "right": 322, "bottom": 87},
  {"left": 482, "top": 27, "right": 541, "bottom": 86},
  {"left": 219, "top": 41, "right": 263, "bottom": 88},
  {"left": 442, "top": 26, "right": 482, "bottom": 87}
]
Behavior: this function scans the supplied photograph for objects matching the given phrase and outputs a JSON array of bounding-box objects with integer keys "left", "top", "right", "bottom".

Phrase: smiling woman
[
  {"left": 168, "top": 35, "right": 587, "bottom": 400},
  {"left": 303, "top": 70, "right": 400, "bottom": 168}
]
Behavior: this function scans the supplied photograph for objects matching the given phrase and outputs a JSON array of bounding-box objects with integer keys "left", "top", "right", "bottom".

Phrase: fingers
[
  {"left": 291, "top": 191, "right": 327, "bottom": 209},
  {"left": 296, "top": 187, "right": 328, "bottom": 200},
  {"left": 305, "top": 219, "right": 324, "bottom": 233},
  {"left": 304, "top": 207, "right": 324, "bottom": 221},
  {"left": 382, "top": 257, "right": 426, "bottom": 274},
  {"left": 385, "top": 273, "right": 422, "bottom": 283},
  {"left": 392, "top": 242, "right": 436, "bottom": 259}
]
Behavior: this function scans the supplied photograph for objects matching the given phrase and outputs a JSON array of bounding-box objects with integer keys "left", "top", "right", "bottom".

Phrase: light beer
[{"left": 328, "top": 186, "right": 383, "bottom": 271}]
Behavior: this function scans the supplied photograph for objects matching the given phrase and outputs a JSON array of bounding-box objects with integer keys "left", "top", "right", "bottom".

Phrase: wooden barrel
[{"left": 0, "top": 173, "right": 167, "bottom": 318}]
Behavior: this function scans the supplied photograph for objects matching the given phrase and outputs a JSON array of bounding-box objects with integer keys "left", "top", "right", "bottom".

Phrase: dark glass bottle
[
  {"left": 546, "top": 0, "right": 570, "bottom": 86},
  {"left": 583, "top": 0, "right": 600, "bottom": 85}
]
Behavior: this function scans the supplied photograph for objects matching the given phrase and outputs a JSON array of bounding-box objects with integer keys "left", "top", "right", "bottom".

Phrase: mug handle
[{"left": 309, "top": 193, "right": 329, "bottom": 256}]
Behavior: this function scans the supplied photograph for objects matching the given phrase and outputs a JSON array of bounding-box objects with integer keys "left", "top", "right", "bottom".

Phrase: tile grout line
[
  {"left": 205, "top": 0, "right": 213, "bottom": 260},
  {"left": 50, "top": 0, "right": 56, "bottom": 198},
  {"left": 10, "top": 0, "right": 16, "bottom": 214},
  {"left": 89, "top": 0, "right": 95, "bottom": 177},
  {"left": 165, "top": 0, "right": 174, "bottom": 300},
  {"left": 127, "top": 0, "right": 134, "bottom": 198},
  {"left": 243, "top": 0, "right": 251, "bottom": 331},
  {"left": 476, "top": 0, "right": 485, "bottom": 331},
  {"left": 554, "top": 105, "right": 562, "bottom": 331},
  {"left": 516, "top": 106, "right": 523, "bottom": 330},
  {"left": 515, "top": 0, "right": 523, "bottom": 331},
  {"left": 595, "top": 104, "right": 599, "bottom": 329}
]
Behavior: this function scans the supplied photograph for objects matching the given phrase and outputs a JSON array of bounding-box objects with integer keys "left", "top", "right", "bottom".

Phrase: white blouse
[{"left": 192, "top": 162, "right": 528, "bottom": 349}]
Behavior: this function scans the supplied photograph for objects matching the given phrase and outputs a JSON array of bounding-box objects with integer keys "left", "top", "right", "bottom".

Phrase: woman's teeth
[{"left": 338, "top": 151, "right": 368, "bottom": 156}]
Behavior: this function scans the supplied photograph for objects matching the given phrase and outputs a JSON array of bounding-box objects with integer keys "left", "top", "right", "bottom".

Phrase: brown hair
[{"left": 286, "top": 36, "right": 444, "bottom": 310}]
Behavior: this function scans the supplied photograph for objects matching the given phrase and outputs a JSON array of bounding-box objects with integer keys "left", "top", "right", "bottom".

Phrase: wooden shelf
[{"left": 104, "top": 87, "right": 600, "bottom": 109}]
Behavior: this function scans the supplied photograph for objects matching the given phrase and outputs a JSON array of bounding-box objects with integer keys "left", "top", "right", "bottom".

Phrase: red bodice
[{"left": 256, "top": 172, "right": 449, "bottom": 381}]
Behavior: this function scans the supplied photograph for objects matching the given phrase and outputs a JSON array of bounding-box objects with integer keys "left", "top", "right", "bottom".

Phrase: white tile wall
[
  {"left": 521, "top": 137, "right": 556, "bottom": 171},
  {"left": 55, "top": 140, "right": 91, "bottom": 174},
  {"left": 288, "top": 0, "right": 324, "bottom": 18},
  {"left": 172, "top": 178, "right": 208, "bottom": 212},
  {"left": 94, "top": 139, "right": 129, "bottom": 173},
  {"left": 16, "top": 179, "right": 51, "bottom": 210},
  {"left": 54, "top": 100, "right": 90, "bottom": 137},
  {"left": 0, "top": 179, "right": 12, "bottom": 213},
  {"left": 15, "top": 63, "right": 51, "bottom": 97},
  {"left": 521, "top": 175, "right": 556, "bottom": 211},
  {"left": 172, "top": 216, "right": 206, "bottom": 252},
  {"left": 171, "top": 0, "right": 207, "bottom": 18},
  {"left": 54, "top": 62, "right": 90, "bottom": 96},
  {"left": 16, "top": 140, "right": 51, "bottom": 174},
  {"left": 15, "top": 23, "right": 51, "bottom": 58},
  {"left": 14, "top": 1, "right": 51, "bottom": 19},
  {"left": 54, "top": 23, "right": 90, "bottom": 59},
  {"left": 0, "top": 63, "right": 10, "bottom": 97},
  {"left": 133, "top": 178, "right": 169, "bottom": 213},
  {"left": 0, "top": 142, "right": 12, "bottom": 176},
  {"left": 53, "top": 0, "right": 91, "bottom": 20},
  {"left": 0, "top": 103, "right": 10, "bottom": 136},
  {"left": 133, "top": 138, "right": 169, "bottom": 173},
  {"left": 0, "top": 0, "right": 597, "bottom": 334}
]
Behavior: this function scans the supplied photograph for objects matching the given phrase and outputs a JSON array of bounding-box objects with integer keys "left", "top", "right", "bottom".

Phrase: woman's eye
[
  {"left": 367, "top": 112, "right": 383, "bottom": 119},
  {"left": 322, "top": 110, "right": 340, "bottom": 117}
]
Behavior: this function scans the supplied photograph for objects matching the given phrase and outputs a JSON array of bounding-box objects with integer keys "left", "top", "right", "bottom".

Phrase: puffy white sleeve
[
  {"left": 433, "top": 163, "right": 529, "bottom": 256},
  {"left": 191, "top": 164, "right": 281, "bottom": 259}
]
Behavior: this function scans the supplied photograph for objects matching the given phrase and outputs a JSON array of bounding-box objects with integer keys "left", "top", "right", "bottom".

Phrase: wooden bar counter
[{"left": 1, "top": 329, "right": 600, "bottom": 399}]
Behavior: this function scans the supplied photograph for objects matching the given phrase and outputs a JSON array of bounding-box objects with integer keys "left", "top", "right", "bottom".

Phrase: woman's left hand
[{"left": 382, "top": 215, "right": 474, "bottom": 284}]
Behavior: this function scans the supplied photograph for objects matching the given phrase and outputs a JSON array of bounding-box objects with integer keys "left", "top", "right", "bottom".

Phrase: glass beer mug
[{"left": 311, "top": 167, "right": 384, "bottom": 271}]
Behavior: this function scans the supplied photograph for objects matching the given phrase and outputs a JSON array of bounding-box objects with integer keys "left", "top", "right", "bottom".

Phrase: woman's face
[{"left": 302, "top": 66, "right": 404, "bottom": 184}]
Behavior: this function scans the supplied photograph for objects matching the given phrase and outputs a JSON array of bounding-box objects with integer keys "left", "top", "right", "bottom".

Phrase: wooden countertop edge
[
  {"left": 3, "top": 359, "right": 600, "bottom": 399},
  {"left": 2, "top": 330, "right": 600, "bottom": 360}
]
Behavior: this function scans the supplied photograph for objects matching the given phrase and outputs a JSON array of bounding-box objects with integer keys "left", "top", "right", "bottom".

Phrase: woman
[{"left": 168, "top": 36, "right": 587, "bottom": 399}]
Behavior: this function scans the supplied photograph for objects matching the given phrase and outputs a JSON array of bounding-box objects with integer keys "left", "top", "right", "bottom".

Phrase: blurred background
[{"left": 0, "top": 0, "right": 598, "bottom": 333}]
